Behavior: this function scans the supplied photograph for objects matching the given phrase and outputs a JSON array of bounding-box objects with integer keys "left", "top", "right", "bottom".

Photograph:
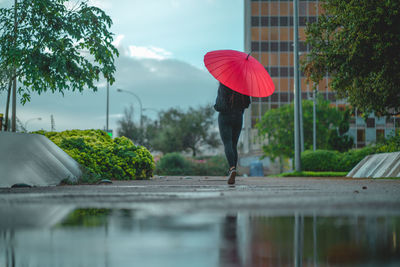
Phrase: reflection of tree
[
  {"left": 244, "top": 215, "right": 400, "bottom": 266},
  {"left": 58, "top": 208, "right": 111, "bottom": 228},
  {"left": 219, "top": 214, "right": 242, "bottom": 267}
]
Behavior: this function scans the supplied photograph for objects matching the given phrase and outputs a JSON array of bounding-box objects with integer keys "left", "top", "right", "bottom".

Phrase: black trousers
[{"left": 218, "top": 112, "right": 244, "bottom": 168}]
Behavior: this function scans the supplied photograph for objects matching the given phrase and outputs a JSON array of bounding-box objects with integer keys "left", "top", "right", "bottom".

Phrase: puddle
[{"left": 1, "top": 207, "right": 400, "bottom": 267}]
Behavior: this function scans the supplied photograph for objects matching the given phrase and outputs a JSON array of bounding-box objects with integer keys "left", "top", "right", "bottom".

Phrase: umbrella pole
[{"left": 293, "top": 0, "right": 302, "bottom": 171}]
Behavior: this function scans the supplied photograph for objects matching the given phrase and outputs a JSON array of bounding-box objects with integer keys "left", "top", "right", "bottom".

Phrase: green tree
[
  {"left": 302, "top": 0, "right": 400, "bottom": 117},
  {"left": 256, "top": 99, "right": 352, "bottom": 160},
  {"left": 152, "top": 106, "right": 220, "bottom": 157},
  {"left": 327, "top": 109, "right": 354, "bottom": 152},
  {"left": 116, "top": 105, "right": 158, "bottom": 149},
  {"left": 0, "top": 0, "right": 118, "bottom": 103}
]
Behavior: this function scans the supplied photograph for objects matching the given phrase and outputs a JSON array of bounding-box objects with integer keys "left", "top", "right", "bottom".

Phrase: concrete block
[
  {"left": 347, "top": 152, "right": 400, "bottom": 178},
  {"left": 0, "top": 132, "right": 81, "bottom": 187}
]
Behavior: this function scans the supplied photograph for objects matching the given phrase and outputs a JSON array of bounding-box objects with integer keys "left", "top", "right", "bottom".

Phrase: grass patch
[{"left": 275, "top": 171, "right": 348, "bottom": 177}]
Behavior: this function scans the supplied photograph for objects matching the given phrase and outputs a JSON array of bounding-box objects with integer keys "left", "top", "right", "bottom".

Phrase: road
[{"left": 1, "top": 176, "right": 400, "bottom": 216}]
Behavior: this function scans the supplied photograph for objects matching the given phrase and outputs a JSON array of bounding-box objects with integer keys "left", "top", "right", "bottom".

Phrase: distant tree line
[{"left": 117, "top": 104, "right": 220, "bottom": 157}]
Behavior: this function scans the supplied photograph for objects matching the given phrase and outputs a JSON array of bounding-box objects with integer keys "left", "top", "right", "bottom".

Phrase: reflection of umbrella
[{"left": 204, "top": 49, "right": 275, "bottom": 97}]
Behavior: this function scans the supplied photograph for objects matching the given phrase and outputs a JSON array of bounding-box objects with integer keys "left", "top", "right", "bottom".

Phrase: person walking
[
  {"left": 214, "top": 82, "right": 250, "bottom": 185},
  {"left": 204, "top": 49, "right": 275, "bottom": 183}
]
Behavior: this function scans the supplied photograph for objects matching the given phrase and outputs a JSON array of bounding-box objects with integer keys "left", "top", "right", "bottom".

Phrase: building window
[
  {"left": 270, "top": 93, "right": 279, "bottom": 102},
  {"left": 251, "top": 16, "right": 318, "bottom": 27},
  {"left": 261, "top": 42, "right": 268, "bottom": 51},
  {"left": 357, "top": 129, "right": 366, "bottom": 143},
  {"left": 280, "top": 92, "right": 289, "bottom": 102},
  {"left": 251, "top": 17, "right": 260, "bottom": 27},
  {"left": 366, "top": 118, "right": 375, "bottom": 128},
  {"left": 281, "top": 67, "right": 289, "bottom": 77},
  {"left": 376, "top": 129, "right": 385, "bottom": 143},
  {"left": 280, "top": 17, "right": 289, "bottom": 26},
  {"left": 271, "top": 67, "right": 279, "bottom": 77},
  {"left": 251, "top": 42, "right": 259, "bottom": 52}
]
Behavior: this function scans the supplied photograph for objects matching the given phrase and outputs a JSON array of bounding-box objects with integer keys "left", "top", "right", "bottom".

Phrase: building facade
[{"left": 242, "top": 0, "right": 399, "bottom": 155}]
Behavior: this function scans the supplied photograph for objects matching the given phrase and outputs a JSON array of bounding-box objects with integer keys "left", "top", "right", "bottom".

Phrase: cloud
[
  {"left": 12, "top": 39, "right": 218, "bottom": 133},
  {"left": 112, "top": 34, "right": 125, "bottom": 47},
  {"left": 113, "top": 36, "right": 173, "bottom": 60},
  {"left": 127, "top": 45, "right": 172, "bottom": 60}
]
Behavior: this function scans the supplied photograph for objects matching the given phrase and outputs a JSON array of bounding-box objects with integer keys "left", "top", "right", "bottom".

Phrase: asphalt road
[{"left": 1, "top": 176, "right": 400, "bottom": 216}]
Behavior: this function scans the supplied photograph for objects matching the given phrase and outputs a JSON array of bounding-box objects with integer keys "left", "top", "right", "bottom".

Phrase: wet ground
[{"left": 1, "top": 176, "right": 400, "bottom": 266}]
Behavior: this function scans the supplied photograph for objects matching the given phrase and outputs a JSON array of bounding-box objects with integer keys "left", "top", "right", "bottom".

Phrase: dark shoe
[{"left": 227, "top": 168, "right": 237, "bottom": 185}]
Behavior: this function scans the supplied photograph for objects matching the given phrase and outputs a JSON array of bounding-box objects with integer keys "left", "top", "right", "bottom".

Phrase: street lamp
[
  {"left": 293, "top": 0, "right": 303, "bottom": 171},
  {"left": 116, "top": 88, "right": 143, "bottom": 127},
  {"left": 143, "top": 107, "right": 158, "bottom": 115},
  {"left": 24, "top": 117, "right": 42, "bottom": 131},
  {"left": 106, "top": 82, "right": 109, "bottom": 132}
]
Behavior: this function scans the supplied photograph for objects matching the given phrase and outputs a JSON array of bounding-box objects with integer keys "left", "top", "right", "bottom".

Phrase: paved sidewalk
[{"left": 1, "top": 176, "right": 400, "bottom": 216}]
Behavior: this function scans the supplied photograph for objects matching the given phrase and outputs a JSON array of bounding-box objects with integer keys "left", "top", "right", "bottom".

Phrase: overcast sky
[{"left": 0, "top": 0, "right": 244, "bottom": 132}]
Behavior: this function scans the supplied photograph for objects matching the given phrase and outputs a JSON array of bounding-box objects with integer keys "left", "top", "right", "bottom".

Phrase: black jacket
[{"left": 214, "top": 83, "right": 251, "bottom": 113}]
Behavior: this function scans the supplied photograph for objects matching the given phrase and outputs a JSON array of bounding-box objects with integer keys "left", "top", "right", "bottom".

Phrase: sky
[{"left": 0, "top": 0, "right": 244, "bottom": 133}]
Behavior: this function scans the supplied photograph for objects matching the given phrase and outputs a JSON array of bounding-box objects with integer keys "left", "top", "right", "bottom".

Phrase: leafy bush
[
  {"left": 155, "top": 153, "right": 228, "bottom": 176},
  {"left": 376, "top": 130, "right": 400, "bottom": 153},
  {"left": 155, "top": 152, "right": 191, "bottom": 175},
  {"left": 301, "top": 150, "right": 340, "bottom": 171},
  {"left": 337, "top": 146, "right": 377, "bottom": 171},
  {"left": 301, "top": 131, "right": 400, "bottom": 172},
  {"left": 34, "top": 129, "right": 154, "bottom": 180},
  {"left": 189, "top": 155, "right": 229, "bottom": 176},
  {"left": 277, "top": 171, "right": 348, "bottom": 177}
]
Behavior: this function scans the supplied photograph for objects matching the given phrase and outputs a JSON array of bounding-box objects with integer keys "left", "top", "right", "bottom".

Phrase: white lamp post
[{"left": 116, "top": 88, "right": 143, "bottom": 127}]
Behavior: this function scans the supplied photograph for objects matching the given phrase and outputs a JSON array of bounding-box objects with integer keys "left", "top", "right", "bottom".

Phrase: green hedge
[
  {"left": 301, "top": 131, "right": 400, "bottom": 172},
  {"left": 34, "top": 129, "right": 155, "bottom": 180},
  {"left": 155, "top": 152, "right": 191, "bottom": 175},
  {"left": 301, "top": 150, "right": 340, "bottom": 172},
  {"left": 301, "top": 146, "right": 391, "bottom": 172},
  {"left": 336, "top": 146, "right": 377, "bottom": 171},
  {"left": 155, "top": 153, "right": 228, "bottom": 176}
]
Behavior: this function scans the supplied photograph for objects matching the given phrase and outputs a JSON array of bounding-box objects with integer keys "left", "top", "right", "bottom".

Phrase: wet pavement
[{"left": 1, "top": 176, "right": 400, "bottom": 266}]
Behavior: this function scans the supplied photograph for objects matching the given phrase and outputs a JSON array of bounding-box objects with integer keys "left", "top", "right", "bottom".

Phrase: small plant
[
  {"left": 155, "top": 152, "right": 191, "bottom": 175},
  {"left": 155, "top": 153, "right": 229, "bottom": 176}
]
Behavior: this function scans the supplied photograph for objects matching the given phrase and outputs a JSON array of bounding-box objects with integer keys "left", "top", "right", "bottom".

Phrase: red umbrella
[{"left": 204, "top": 49, "right": 275, "bottom": 97}]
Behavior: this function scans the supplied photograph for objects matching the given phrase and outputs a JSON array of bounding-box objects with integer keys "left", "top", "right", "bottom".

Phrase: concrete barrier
[
  {"left": 0, "top": 205, "right": 74, "bottom": 229},
  {"left": 0, "top": 132, "right": 81, "bottom": 187},
  {"left": 347, "top": 152, "right": 400, "bottom": 178}
]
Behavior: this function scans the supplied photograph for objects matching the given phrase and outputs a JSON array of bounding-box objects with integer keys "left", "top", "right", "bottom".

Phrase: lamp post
[
  {"left": 24, "top": 117, "right": 42, "bottom": 131},
  {"left": 116, "top": 88, "right": 143, "bottom": 127},
  {"left": 313, "top": 87, "right": 317, "bottom": 151},
  {"left": 293, "top": 0, "right": 302, "bottom": 171},
  {"left": 106, "top": 82, "right": 109, "bottom": 132}
]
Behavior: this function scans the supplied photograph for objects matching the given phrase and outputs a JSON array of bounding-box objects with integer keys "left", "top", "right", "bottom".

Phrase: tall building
[{"left": 242, "top": 0, "right": 399, "bottom": 155}]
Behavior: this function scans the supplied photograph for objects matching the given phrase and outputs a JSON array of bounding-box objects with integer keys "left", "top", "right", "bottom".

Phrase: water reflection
[{"left": 1, "top": 207, "right": 400, "bottom": 267}]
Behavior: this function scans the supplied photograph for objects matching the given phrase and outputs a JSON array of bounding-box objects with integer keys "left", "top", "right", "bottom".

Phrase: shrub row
[
  {"left": 34, "top": 129, "right": 155, "bottom": 181},
  {"left": 302, "top": 131, "right": 400, "bottom": 172},
  {"left": 301, "top": 147, "right": 376, "bottom": 172},
  {"left": 155, "top": 153, "right": 229, "bottom": 176}
]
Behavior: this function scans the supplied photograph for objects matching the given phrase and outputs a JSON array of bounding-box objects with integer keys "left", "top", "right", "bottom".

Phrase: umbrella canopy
[{"left": 204, "top": 49, "right": 275, "bottom": 97}]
